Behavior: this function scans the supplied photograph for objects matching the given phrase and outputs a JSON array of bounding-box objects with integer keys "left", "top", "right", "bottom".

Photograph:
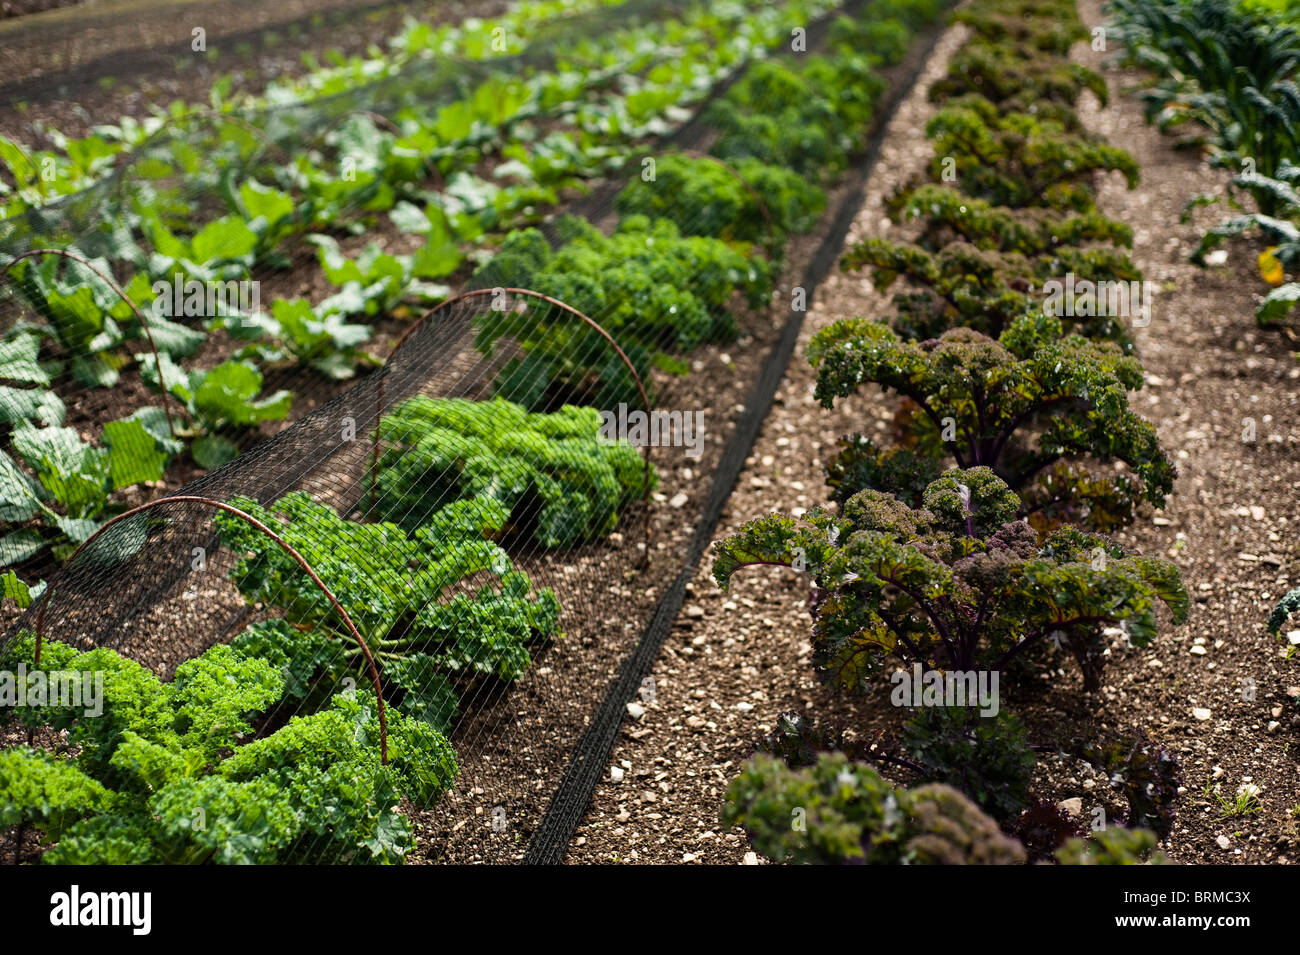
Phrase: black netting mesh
[{"left": 0, "top": 0, "right": 946, "bottom": 864}]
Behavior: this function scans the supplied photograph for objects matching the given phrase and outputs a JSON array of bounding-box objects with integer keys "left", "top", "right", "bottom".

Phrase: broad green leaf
[
  {"left": 0, "top": 530, "right": 47, "bottom": 567},
  {"left": 0, "top": 331, "right": 50, "bottom": 385},
  {"left": 191, "top": 216, "right": 258, "bottom": 263},
  {"left": 1258, "top": 282, "right": 1300, "bottom": 325},
  {"left": 0, "top": 386, "right": 65, "bottom": 428},
  {"left": 192, "top": 434, "right": 239, "bottom": 470},
  {"left": 103, "top": 418, "right": 171, "bottom": 489}
]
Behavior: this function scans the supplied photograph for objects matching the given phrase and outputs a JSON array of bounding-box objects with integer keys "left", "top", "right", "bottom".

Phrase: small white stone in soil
[
  {"left": 1192, "top": 707, "right": 1212, "bottom": 721},
  {"left": 610, "top": 766, "right": 625, "bottom": 783},
  {"left": 626, "top": 701, "right": 646, "bottom": 720},
  {"left": 1057, "top": 797, "right": 1083, "bottom": 818},
  {"left": 742, "top": 852, "right": 759, "bottom": 865},
  {"left": 669, "top": 492, "right": 689, "bottom": 508},
  {"left": 1216, "top": 835, "right": 1231, "bottom": 850}
]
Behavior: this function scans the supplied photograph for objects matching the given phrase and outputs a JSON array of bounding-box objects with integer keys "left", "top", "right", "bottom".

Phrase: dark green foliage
[
  {"left": 713, "top": 469, "right": 1188, "bottom": 691},
  {"left": 924, "top": 97, "right": 1139, "bottom": 211},
  {"left": 0, "top": 636, "right": 453, "bottom": 863},
  {"left": 1113, "top": 0, "right": 1300, "bottom": 209},
  {"left": 721, "top": 753, "right": 1026, "bottom": 864},
  {"left": 886, "top": 185, "right": 1134, "bottom": 257},
  {"left": 902, "top": 707, "right": 1035, "bottom": 823},
  {"left": 471, "top": 216, "right": 772, "bottom": 410},
  {"left": 840, "top": 236, "right": 1140, "bottom": 344},
  {"left": 368, "top": 396, "right": 651, "bottom": 548},
  {"left": 754, "top": 711, "right": 859, "bottom": 768},
  {"left": 615, "top": 154, "right": 825, "bottom": 247},
  {"left": 929, "top": 42, "right": 1108, "bottom": 111},
  {"left": 1269, "top": 585, "right": 1300, "bottom": 634},
  {"left": 216, "top": 491, "right": 560, "bottom": 705},
  {"left": 807, "top": 316, "right": 1173, "bottom": 528}
]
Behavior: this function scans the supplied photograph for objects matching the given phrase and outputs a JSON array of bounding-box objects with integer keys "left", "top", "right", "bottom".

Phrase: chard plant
[
  {"left": 712, "top": 468, "right": 1188, "bottom": 691},
  {"left": 807, "top": 314, "right": 1174, "bottom": 528}
]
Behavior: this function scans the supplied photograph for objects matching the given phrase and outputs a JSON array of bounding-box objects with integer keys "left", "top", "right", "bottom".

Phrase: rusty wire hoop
[
  {"left": 32, "top": 495, "right": 389, "bottom": 763},
  {"left": 371, "top": 287, "right": 656, "bottom": 562},
  {"left": 0, "top": 248, "right": 180, "bottom": 437}
]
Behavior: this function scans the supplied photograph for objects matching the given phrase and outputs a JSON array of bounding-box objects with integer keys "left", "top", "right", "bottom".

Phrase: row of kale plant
[{"left": 714, "top": 0, "right": 1191, "bottom": 865}]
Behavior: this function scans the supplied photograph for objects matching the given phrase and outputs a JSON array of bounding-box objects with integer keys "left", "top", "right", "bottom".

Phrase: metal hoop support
[
  {"left": 372, "top": 287, "right": 656, "bottom": 560},
  {"left": 0, "top": 248, "right": 179, "bottom": 437},
  {"left": 32, "top": 495, "right": 389, "bottom": 764}
]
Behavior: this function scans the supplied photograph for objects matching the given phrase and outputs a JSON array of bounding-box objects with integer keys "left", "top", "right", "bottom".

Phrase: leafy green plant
[
  {"left": 924, "top": 97, "right": 1139, "bottom": 212},
  {"left": 901, "top": 706, "right": 1035, "bottom": 823},
  {"left": 1112, "top": 0, "right": 1300, "bottom": 208},
  {"left": 138, "top": 355, "right": 291, "bottom": 469},
  {"left": 0, "top": 414, "right": 178, "bottom": 567},
  {"left": 840, "top": 237, "right": 1140, "bottom": 344},
  {"left": 0, "top": 329, "right": 63, "bottom": 428},
  {"left": 721, "top": 752, "right": 1026, "bottom": 864},
  {"left": 0, "top": 635, "right": 454, "bottom": 864},
  {"left": 368, "top": 396, "right": 650, "bottom": 548},
  {"left": 1072, "top": 732, "right": 1182, "bottom": 837},
  {"left": 1055, "top": 826, "right": 1168, "bottom": 865},
  {"left": 886, "top": 184, "right": 1134, "bottom": 259},
  {"left": 614, "top": 153, "right": 825, "bottom": 248},
  {"left": 471, "top": 216, "right": 771, "bottom": 409},
  {"left": 713, "top": 468, "right": 1188, "bottom": 691},
  {"left": 807, "top": 315, "right": 1173, "bottom": 528},
  {"left": 307, "top": 234, "right": 454, "bottom": 319},
  {"left": 215, "top": 491, "right": 560, "bottom": 719},
  {"left": 1268, "top": 584, "right": 1300, "bottom": 634},
  {"left": 217, "top": 297, "right": 377, "bottom": 380}
]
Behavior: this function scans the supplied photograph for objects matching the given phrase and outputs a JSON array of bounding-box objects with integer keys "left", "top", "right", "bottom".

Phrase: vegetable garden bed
[{"left": 1, "top": 0, "right": 1297, "bottom": 876}]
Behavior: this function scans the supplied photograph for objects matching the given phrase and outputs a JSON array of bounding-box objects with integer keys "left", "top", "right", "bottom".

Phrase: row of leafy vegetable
[
  {"left": 0, "top": 0, "right": 945, "bottom": 863},
  {"left": 1110, "top": 0, "right": 1300, "bottom": 326},
  {"left": 716, "top": 0, "right": 1194, "bottom": 865},
  {"left": 0, "top": 0, "right": 853, "bottom": 571}
]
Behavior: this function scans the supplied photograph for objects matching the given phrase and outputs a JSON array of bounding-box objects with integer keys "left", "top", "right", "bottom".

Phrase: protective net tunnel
[{"left": 0, "top": 0, "right": 949, "bottom": 864}]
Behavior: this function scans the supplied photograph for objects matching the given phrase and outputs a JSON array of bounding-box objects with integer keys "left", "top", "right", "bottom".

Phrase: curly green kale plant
[
  {"left": 713, "top": 468, "right": 1188, "bottom": 691},
  {"left": 368, "top": 396, "right": 651, "bottom": 548},
  {"left": 807, "top": 315, "right": 1173, "bottom": 528},
  {"left": 614, "top": 153, "right": 825, "bottom": 249},
  {"left": 0, "top": 635, "right": 453, "bottom": 863},
  {"left": 924, "top": 97, "right": 1139, "bottom": 212},
  {"left": 885, "top": 185, "right": 1134, "bottom": 259},
  {"left": 721, "top": 752, "right": 1026, "bottom": 865},
  {"left": 216, "top": 491, "right": 559, "bottom": 724},
  {"left": 471, "top": 216, "right": 772, "bottom": 409},
  {"left": 840, "top": 236, "right": 1141, "bottom": 344}
]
